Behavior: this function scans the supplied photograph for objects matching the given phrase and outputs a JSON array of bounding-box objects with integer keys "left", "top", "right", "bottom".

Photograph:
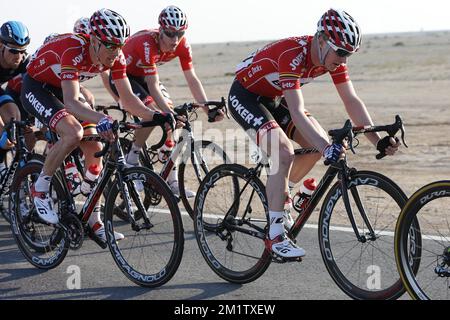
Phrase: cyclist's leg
[
  {"left": 110, "top": 75, "right": 155, "bottom": 164},
  {"left": 21, "top": 74, "right": 83, "bottom": 223},
  {"left": 272, "top": 99, "right": 326, "bottom": 185},
  {"left": 4, "top": 86, "right": 37, "bottom": 151},
  {"left": 228, "top": 80, "right": 304, "bottom": 258}
]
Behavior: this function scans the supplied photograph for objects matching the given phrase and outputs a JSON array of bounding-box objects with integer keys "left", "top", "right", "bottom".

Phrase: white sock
[
  {"left": 126, "top": 143, "right": 141, "bottom": 165},
  {"left": 269, "top": 211, "right": 284, "bottom": 240},
  {"left": 88, "top": 205, "right": 102, "bottom": 227},
  {"left": 35, "top": 173, "right": 52, "bottom": 192},
  {"left": 288, "top": 181, "right": 296, "bottom": 189},
  {"left": 167, "top": 167, "right": 178, "bottom": 185}
]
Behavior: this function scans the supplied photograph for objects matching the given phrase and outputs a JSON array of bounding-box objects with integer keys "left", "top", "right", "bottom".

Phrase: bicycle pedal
[
  {"left": 270, "top": 252, "right": 303, "bottom": 264},
  {"left": 87, "top": 229, "right": 108, "bottom": 249}
]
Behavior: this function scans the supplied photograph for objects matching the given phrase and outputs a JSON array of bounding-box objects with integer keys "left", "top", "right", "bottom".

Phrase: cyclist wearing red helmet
[
  {"left": 229, "top": 9, "right": 401, "bottom": 259},
  {"left": 20, "top": 9, "right": 174, "bottom": 243},
  {"left": 106, "top": 5, "right": 224, "bottom": 197}
]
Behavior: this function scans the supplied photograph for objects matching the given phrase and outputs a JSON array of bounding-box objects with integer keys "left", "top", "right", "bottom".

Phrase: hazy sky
[{"left": 3, "top": 0, "right": 450, "bottom": 52}]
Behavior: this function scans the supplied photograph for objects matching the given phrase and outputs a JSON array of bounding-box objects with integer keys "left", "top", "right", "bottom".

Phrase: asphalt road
[{"left": 0, "top": 211, "right": 410, "bottom": 301}]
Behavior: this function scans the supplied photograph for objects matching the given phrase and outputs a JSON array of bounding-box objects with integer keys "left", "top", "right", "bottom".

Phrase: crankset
[{"left": 60, "top": 214, "right": 84, "bottom": 250}]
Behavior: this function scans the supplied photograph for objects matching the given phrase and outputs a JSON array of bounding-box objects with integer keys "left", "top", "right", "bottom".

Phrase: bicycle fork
[{"left": 339, "top": 164, "right": 377, "bottom": 243}]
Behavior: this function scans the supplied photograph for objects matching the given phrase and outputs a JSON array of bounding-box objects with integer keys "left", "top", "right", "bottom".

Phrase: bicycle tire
[
  {"left": 318, "top": 170, "right": 419, "bottom": 300},
  {"left": 10, "top": 162, "right": 69, "bottom": 269},
  {"left": 194, "top": 163, "right": 272, "bottom": 284},
  {"left": 178, "top": 140, "right": 232, "bottom": 219},
  {"left": 103, "top": 166, "right": 184, "bottom": 287},
  {"left": 395, "top": 180, "right": 450, "bottom": 300}
]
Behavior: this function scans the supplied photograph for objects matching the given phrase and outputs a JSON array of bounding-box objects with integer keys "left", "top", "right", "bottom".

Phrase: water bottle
[
  {"left": 293, "top": 178, "right": 317, "bottom": 214},
  {"left": 81, "top": 164, "right": 101, "bottom": 196},
  {"left": 65, "top": 162, "right": 82, "bottom": 196},
  {"left": 158, "top": 139, "right": 175, "bottom": 163}
]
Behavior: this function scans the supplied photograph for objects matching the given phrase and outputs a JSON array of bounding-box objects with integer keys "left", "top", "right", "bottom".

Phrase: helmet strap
[{"left": 315, "top": 33, "right": 331, "bottom": 65}]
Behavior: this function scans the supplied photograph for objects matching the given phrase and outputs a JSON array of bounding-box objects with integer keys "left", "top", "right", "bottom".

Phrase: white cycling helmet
[
  {"left": 89, "top": 8, "right": 130, "bottom": 45},
  {"left": 74, "top": 17, "right": 90, "bottom": 34},
  {"left": 159, "top": 6, "right": 188, "bottom": 31},
  {"left": 317, "top": 8, "right": 361, "bottom": 54}
]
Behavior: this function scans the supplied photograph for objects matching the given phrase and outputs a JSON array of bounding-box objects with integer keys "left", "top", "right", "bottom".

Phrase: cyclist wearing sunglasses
[
  {"left": 228, "top": 8, "right": 401, "bottom": 259},
  {"left": 106, "top": 5, "right": 224, "bottom": 197},
  {"left": 20, "top": 9, "right": 175, "bottom": 242},
  {"left": 0, "top": 21, "right": 32, "bottom": 170}
]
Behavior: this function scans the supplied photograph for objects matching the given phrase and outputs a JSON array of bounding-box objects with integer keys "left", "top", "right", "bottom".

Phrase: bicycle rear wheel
[
  {"left": 318, "top": 170, "right": 419, "bottom": 300},
  {"left": 179, "top": 140, "right": 232, "bottom": 219},
  {"left": 395, "top": 181, "right": 450, "bottom": 300},
  {"left": 103, "top": 166, "right": 184, "bottom": 288},
  {"left": 194, "top": 164, "right": 271, "bottom": 284},
  {"left": 10, "top": 162, "right": 69, "bottom": 269}
]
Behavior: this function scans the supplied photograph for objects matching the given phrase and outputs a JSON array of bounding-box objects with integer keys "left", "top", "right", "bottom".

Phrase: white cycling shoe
[
  {"left": 92, "top": 222, "right": 125, "bottom": 242},
  {"left": 169, "top": 181, "right": 196, "bottom": 198},
  {"left": 30, "top": 185, "right": 59, "bottom": 225},
  {"left": 265, "top": 234, "right": 306, "bottom": 259}
]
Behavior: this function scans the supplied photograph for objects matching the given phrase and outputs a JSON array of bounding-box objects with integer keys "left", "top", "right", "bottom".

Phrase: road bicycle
[
  {"left": 395, "top": 180, "right": 450, "bottom": 300},
  {"left": 97, "top": 99, "right": 231, "bottom": 219},
  {"left": 0, "top": 119, "right": 45, "bottom": 223},
  {"left": 9, "top": 119, "right": 184, "bottom": 288},
  {"left": 194, "top": 115, "right": 420, "bottom": 300}
]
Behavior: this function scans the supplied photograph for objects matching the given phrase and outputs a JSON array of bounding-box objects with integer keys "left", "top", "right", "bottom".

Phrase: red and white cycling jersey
[
  {"left": 27, "top": 33, "right": 127, "bottom": 88},
  {"left": 236, "top": 36, "right": 349, "bottom": 98},
  {"left": 123, "top": 29, "right": 193, "bottom": 77}
]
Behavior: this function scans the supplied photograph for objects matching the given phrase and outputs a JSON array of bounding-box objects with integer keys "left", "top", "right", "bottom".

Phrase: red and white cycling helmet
[
  {"left": 73, "top": 17, "right": 90, "bottom": 34},
  {"left": 89, "top": 8, "right": 130, "bottom": 45},
  {"left": 158, "top": 6, "right": 188, "bottom": 31},
  {"left": 317, "top": 8, "right": 361, "bottom": 54}
]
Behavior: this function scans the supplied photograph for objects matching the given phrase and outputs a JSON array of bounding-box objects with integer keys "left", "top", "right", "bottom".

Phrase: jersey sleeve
[
  {"left": 330, "top": 64, "right": 350, "bottom": 84},
  {"left": 278, "top": 47, "right": 303, "bottom": 91},
  {"left": 60, "top": 47, "right": 82, "bottom": 81},
  {"left": 110, "top": 52, "right": 128, "bottom": 80},
  {"left": 177, "top": 38, "right": 193, "bottom": 71}
]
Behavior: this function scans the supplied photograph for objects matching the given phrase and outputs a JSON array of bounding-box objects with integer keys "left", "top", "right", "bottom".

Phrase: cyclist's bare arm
[
  {"left": 145, "top": 74, "right": 174, "bottom": 114},
  {"left": 114, "top": 77, "right": 155, "bottom": 121},
  {"left": 79, "top": 85, "right": 95, "bottom": 106},
  {"left": 284, "top": 89, "right": 329, "bottom": 153},
  {"left": 183, "top": 68, "right": 209, "bottom": 113},
  {"left": 61, "top": 80, "right": 104, "bottom": 123},
  {"left": 100, "top": 70, "right": 120, "bottom": 103},
  {"left": 335, "top": 81, "right": 381, "bottom": 146}
]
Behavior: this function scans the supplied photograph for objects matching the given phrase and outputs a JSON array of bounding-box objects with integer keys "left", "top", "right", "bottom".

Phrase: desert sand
[{"left": 84, "top": 30, "right": 450, "bottom": 199}]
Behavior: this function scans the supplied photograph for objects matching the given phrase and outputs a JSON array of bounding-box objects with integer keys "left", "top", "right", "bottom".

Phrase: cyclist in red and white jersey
[
  {"left": 229, "top": 8, "right": 400, "bottom": 259},
  {"left": 106, "top": 5, "right": 224, "bottom": 197},
  {"left": 21, "top": 9, "right": 174, "bottom": 242}
]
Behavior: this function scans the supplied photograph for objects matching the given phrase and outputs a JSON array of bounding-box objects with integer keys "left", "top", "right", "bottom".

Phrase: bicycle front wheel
[
  {"left": 194, "top": 164, "right": 271, "bottom": 284},
  {"left": 104, "top": 166, "right": 184, "bottom": 288},
  {"left": 395, "top": 181, "right": 450, "bottom": 300},
  {"left": 318, "top": 170, "right": 418, "bottom": 300}
]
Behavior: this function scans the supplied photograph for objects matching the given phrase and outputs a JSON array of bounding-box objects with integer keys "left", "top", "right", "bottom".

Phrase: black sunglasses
[
  {"left": 335, "top": 48, "right": 352, "bottom": 58},
  {"left": 3, "top": 44, "right": 27, "bottom": 55},
  {"left": 163, "top": 29, "right": 185, "bottom": 39}
]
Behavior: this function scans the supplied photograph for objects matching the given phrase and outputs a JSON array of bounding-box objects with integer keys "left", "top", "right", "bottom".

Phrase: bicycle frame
[
  {"left": 216, "top": 151, "right": 378, "bottom": 244},
  {"left": 0, "top": 122, "right": 33, "bottom": 200}
]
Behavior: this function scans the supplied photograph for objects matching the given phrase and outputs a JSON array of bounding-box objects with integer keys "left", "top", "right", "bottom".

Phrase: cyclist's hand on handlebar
[
  {"left": 175, "top": 114, "right": 187, "bottom": 129},
  {"left": 96, "top": 116, "right": 115, "bottom": 142},
  {"left": 208, "top": 107, "right": 226, "bottom": 123},
  {"left": 377, "top": 136, "right": 401, "bottom": 156},
  {"left": 323, "top": 143, "right": 345, "bottom": 165},
  {"left": 153, "top": 112, "right": 176, "bottom": 132}
]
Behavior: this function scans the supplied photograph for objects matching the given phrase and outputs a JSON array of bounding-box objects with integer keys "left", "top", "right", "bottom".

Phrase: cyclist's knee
[
  {"left": 0, "top": 102, "right": 21, "bottom": 122},
  {"left": 57, "top": 120, "right": 83, "bottom": 148},
  {"left": 278, "top": 142, "right": 295, "bottom": 168}
]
